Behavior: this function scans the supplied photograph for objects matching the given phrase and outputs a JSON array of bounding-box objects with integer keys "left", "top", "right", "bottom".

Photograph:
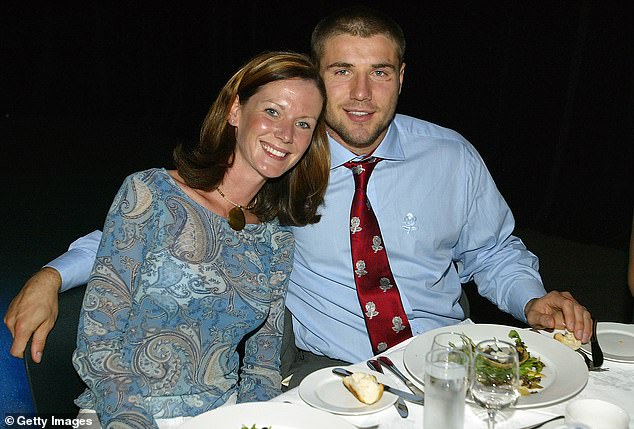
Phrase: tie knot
[{"left": 344, "top": 157, "right": 382, "bottom": 190}]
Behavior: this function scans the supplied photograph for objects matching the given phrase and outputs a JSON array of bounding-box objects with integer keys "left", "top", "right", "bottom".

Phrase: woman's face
[{"left": 229, "top": 78, "right": 323, "bottom": 181}]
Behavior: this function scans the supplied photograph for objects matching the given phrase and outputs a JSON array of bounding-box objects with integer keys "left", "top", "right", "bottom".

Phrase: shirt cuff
[
  {"left": 45, "top": 230, "right": 102, "bottom": 292},
  {"left": 509, "top": 280, "right": 547, "bottom": 323},
  {"left": 45, "top": 249, "right": 93, "bottom": 292}
]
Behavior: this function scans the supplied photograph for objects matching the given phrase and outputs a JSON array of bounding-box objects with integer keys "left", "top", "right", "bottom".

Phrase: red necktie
[{"left": 345, "top": 158, "right": 412, "bottom": 354}]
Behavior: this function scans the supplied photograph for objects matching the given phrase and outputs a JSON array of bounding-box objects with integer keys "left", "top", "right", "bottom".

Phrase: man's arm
[
  {"left": 3, "top": 230, "right": 102, "bottom": 361},
  {"left": 47, "top": 230, "right": 103, "bottom": 292},
  {"left": 455, "top": 143, "right": 592, "bottom": 342},
  {"left": 4, "top": 267, "right": 61, "bottom": 362}
]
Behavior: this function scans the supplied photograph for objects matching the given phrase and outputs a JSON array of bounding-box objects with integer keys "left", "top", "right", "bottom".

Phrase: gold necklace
[{"left": 216, "top": 187, "right": 256, "bottom": 231}]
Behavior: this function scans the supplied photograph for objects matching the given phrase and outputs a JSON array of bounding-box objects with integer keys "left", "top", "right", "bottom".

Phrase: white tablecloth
[{"left": 272, "top": 325, "right": 634, "bottom": 429}]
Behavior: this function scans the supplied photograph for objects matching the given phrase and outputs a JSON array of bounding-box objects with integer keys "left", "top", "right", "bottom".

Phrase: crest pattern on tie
[{"left": 345, "top": 158, "right": 412, "bottom": 354}]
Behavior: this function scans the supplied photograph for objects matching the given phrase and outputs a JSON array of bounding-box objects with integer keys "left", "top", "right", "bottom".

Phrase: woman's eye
[
  {"left": 296, "top": 121, "right": 311, "bottom": 129},
  {"left": 265, "top": 108, "right": 279, "bottom": 117}
]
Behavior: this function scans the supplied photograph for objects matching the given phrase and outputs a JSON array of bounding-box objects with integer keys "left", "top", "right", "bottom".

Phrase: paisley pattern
[{"left": 72, "top": 168, "right": 294, "bottom": 428}]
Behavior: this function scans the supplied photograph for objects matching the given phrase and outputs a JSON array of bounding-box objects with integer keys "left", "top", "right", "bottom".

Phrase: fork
[
  {"left": 576, "top": 348, "right": 609, "bottom": 371},
  {"left": 590, "top": 319, "right": 604, "bottom": 368},
  {"left": 530, "top": 327, "right": 607, "bottom": 371}
]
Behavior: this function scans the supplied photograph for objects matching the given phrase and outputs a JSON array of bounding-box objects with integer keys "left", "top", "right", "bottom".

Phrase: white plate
[
  {"left": 298, "top": 366, "right": 398, "bottom": 415},
  {"left": 403, "top": 324, "right": 588, "bottom": 409},
  {"left": 178, "top": 401, "right": 356, "bottom": 429},
  {"left": 580, "top": 322, "right": 634, "bottom": 363}
]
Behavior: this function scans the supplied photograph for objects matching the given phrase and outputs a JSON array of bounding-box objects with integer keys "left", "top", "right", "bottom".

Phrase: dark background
[
  {"left": 1, "top": 0, "right": 633, "bottom": 414},
  {"left": 2, "top": 1, "right": 632, "bottom": 260}
]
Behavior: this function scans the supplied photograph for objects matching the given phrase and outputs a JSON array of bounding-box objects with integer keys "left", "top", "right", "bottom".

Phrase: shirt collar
[{"left": 329, "top": 120, "right": 405, "bottom": 169}]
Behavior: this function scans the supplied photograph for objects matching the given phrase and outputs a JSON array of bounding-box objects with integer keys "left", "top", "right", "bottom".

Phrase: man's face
[{"left": 319, "top": 34, "right": 405, "bottom": 155}]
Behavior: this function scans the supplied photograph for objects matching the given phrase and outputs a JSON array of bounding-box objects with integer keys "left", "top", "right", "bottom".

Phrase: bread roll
[
  {"left": 554, "top": 331, "right": 582, "bottom": 350},
  {"left": 342, "top": 372, "right": 384, "bottom": 404}
]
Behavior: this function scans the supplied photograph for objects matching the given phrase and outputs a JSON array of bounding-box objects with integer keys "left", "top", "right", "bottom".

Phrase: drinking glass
[
  {"left": 432, "top": 331, "right": 474, "bottom": 349},
  {"left": 432, "top": 332, "right": 475, "bottom": 389},
  {"left": 471, "top": 339, "right": 520, "bottom": 429},
  {"left": 423, "top": 348, "right": 469, "bottom": 429}
]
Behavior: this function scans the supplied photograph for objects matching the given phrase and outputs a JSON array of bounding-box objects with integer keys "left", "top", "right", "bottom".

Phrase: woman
[{"left": 71, "top": 51, "right": 330, "bottom": 428}]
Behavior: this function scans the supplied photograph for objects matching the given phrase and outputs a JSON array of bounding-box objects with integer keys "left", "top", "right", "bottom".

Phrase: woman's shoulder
[
  {"left": 119, "top": 168, "right": 176, "bottom": 191},
  {"left": 113, "top": 169, "right": 179, "bottom": 207},
  {"left": 123, "top": 167, "right": 167, "bottom": 182}
]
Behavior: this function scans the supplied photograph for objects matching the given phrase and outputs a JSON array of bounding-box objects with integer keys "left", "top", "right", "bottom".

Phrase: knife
[
  {"left": 590, "top": 319, "right": 604, "bottom": 368},
  {"left": 367, "top": 359, "right": 408, "bottom": 418},
  {"left": 377, "top": 355, "right": 426, "bottom": 397},
  {"left": 332, "top": 367, "right": 425, "bottom": 404}
]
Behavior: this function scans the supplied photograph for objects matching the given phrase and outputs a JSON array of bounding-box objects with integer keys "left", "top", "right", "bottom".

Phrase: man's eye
[
  {"left": 373, "top": 70, "right": 388, "bottom": 78},
  {"left": 334, "top": 69, "right": 350, "bottom": 76},
  {"left": 265, "top": 108, "right": 279, "bottom": 117}
]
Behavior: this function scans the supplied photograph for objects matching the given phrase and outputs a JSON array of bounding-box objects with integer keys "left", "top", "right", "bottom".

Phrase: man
[{"left": 5, "top": 7, "right": 592, "bottom": 387}]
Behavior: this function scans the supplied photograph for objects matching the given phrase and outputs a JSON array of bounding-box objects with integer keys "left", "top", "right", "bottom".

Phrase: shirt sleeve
[
  {"left": 45, "top": 230, "right": 102, "bottom": 292},
  {"left": 236, "top": 230, "right": 294, "bottom": 402},
  {"left": 453, "top": 146, "right": 546, "bottom": 322},
  {"left": 72, "top": 176, "right": 158, "bottom": 428}
]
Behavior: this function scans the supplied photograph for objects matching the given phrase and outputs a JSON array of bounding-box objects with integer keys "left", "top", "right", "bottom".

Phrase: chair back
[{"left": 24, "top": 284, "right": 87, "bottom": 414}]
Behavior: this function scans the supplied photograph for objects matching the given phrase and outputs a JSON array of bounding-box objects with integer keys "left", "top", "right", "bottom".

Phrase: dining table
[{"left": 267, "top": 320, "right": 634, "bottom": 429}]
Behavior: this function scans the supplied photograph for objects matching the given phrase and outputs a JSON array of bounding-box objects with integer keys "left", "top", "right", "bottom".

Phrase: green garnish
[
  {"left": 468, "top": 329, "right": 546, "bottom": 395},
  {"left": 509, "top": 330, "right": 546, "bottom": 393}
]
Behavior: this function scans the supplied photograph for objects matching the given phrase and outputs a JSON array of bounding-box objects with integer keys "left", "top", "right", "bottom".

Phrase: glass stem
[{"left": 487, "top": 410, "right": 496, "bottom": 429}]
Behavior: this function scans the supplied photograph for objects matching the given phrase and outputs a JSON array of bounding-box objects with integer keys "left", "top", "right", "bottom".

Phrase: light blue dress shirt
[
  {"left": 48, "top": 114, "right": 546, "bottom": 364},
  {"left": 47, "top": 230, "right": 101, "bottom": 292},
  {"left": 286, "top": 114, "right": 545, "bottom": 362}
]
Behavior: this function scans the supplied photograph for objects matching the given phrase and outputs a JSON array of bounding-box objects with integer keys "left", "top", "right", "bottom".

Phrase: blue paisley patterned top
[{"left": 72, "top": 168, "right": 294, "bottom": 428}]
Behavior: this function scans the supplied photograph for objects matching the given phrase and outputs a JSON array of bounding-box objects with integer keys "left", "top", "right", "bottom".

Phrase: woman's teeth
[{"left": 263, "top": 143, "right": 287, "bottom": 157}]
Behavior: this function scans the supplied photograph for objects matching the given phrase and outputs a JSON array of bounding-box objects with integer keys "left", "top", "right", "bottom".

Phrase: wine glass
[
  {"left": 432, "top": 331, "right": 474, "bottom": 352},
  {"left": 470, "top": 339, "right": 520, "bottom": 429}
]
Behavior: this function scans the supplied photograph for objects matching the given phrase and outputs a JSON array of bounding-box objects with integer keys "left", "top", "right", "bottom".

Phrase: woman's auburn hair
[{"left": 173, "top": 51, "right": 330, "bottom": 227}]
